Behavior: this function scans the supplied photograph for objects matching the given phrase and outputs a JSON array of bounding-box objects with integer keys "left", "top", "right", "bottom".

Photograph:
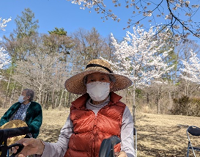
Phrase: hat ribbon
[{"left": 86, "top": 64, "right": 113, "bottom": 73}]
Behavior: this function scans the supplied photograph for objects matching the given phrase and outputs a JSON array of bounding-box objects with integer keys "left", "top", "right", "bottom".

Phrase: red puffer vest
[{"left": 64, "top": 92, "right": 126, "bottom": 157}]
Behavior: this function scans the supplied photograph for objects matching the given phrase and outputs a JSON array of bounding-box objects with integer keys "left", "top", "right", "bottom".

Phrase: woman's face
[
  {"left": 86, "top": 72, "right": 114, "bottom": 103},
  {"left": 86, "top": 72, "right": 109, "bottom": 83},
  {"left": 86, "top": 72, "right": 114, "bottom": 89},
  {"left": 21, "top": 90, "right": 30, "bottom": 102}
]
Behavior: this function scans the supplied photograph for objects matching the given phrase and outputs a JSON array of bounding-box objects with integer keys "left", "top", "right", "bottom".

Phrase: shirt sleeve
[
  {"left": 0, "top": 104, "right": 16, "bottom": 126},
  {"left": 121, "top": 106, "right": 135, "bottom": 157},
  {"left": 41, "top": 115, "right": 73, "bottom": 157}
]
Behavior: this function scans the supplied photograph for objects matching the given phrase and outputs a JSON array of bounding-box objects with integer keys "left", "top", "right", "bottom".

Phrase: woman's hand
[
  {"left": 118, "top": 151, "right": 128, "bottom": 157},
  {"left": 13, "top": 138, "right": 45, "bottom": 157}
]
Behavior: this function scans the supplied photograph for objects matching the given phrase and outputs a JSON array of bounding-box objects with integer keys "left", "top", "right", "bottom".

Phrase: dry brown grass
[
  {"left": 136, "top": 112, "right": 200, "bottom": 157},
  {"left": 1, "top": 108, "right": 200, "bottom": 157}
]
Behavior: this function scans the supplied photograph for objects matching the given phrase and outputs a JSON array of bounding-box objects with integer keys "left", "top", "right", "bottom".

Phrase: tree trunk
[
  {"left": 168, "top": 91, "right": 173, "bottom": 110},
  {"left": 64, "top": 91, "right": 67, "bottom": 107},
  {"left": 157, "top": 98, "right": 160, "bottom": 114},
  {"left": 55, "top": 95, "right": 59, "bottom": 108},
  {"left": 132, "top": 84, "right": 136, "bottom": 124},
  {"left": 185, "top": 81, "right": 189, "bottom": 96},
  {"left": 67, "top": 92, "right": 71, "bottom": 108},
  {"left": 58, "top": 90, "right": 64, "bottom": 110},
  {"left": 41, "top": 91, "right": 44, "bottom": 105},
  {"left": 45, "top": 92, "right": 48, "bottom": 107},
  {"left": 42, "top": 92, "right": 47, "bottom": 108},
  {"left": 43, "top": 93, "right": 47, "bottom": 109},
  {"left": 51, "top": 88, "right": 55, "bottom": 108},
  {"left": 146, "top": 92, "right": 149, "bottom": 105},
  {"left": 3, "top": 70, "right": 12, "bottom": 108},
  {"left": 157, "top": 87, "right": 161, "bottom": 114},
  {"left": 38, "top": 84, "right": 43, "bottom": 104},
  {"left": 9, "top": 81, "right": 17, "bottom": 106}
]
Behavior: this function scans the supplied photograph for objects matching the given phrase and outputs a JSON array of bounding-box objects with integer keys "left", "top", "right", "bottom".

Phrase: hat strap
[{"left": 86, "top": 64, "right": 113, "bottom": 73}]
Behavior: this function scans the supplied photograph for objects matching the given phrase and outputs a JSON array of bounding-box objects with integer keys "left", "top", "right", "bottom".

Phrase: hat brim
[
  {"left": 0, "top": 120, "right": 28, "bottom": 145},
  {"left": 65, "top": 68, "right": 132, "bottom": 94}
]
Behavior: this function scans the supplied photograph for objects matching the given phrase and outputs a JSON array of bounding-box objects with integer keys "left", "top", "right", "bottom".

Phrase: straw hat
[
  {"left": 65, "top": 59, "right": 132, "bottom": 94},
  {"left": 0, "top": 120, "right": 28, "bottom": 145}
]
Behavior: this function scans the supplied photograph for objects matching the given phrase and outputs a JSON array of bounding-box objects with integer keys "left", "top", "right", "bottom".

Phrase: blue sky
[
  {"left": 0, "top": 0, "right": 136, "bottom": 40},
  {"left": 0, "top": 0, "right": 199, "bottom": 42}
]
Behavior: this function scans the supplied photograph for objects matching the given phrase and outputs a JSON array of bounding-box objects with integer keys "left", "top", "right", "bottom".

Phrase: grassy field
[{"left": 1, "top": 108, "right": 200, "bottom": 157}]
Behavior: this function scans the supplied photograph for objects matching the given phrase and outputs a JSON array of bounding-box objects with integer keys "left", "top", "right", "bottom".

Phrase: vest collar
[
  {"left": 71, "top": 92, "right": 122, "bottom": 109},
  {"left": 110, "top": 92, "right": 122, "bottom": 104}
]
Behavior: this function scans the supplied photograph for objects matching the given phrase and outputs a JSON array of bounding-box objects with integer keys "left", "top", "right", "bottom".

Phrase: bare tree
[
  {"left": 147, "top": 80, "right": 175, "bottom": 114},
  {"left": 71, "top": 27, "right": 112, "bottom": 67},
  {"left": 13, "top": 50, "right": 68, "bottom": 105}
]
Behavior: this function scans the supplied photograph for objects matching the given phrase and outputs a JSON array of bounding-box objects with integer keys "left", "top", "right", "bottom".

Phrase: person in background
[
  {"left": 14, "top": 59, "right": 135, "bottom": 157},
  {"left": 0, "top": 89, "right": 43, "bottom": 138}
]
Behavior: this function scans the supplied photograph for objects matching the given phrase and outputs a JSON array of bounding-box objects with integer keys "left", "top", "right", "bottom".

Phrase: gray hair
[
  {"left": 23, "top": 89, "right": 34, "bottom": 102},
  {"left": 83, "top": 74, "right": 116, "bottom": 85}
]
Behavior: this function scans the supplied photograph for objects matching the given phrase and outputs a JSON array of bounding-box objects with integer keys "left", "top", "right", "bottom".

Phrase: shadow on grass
[
  {"left": 136, "top": 124, "right": 192, "bottom": 157},
  {"left": 38, "top": 124, "right": 62, "bottom": 142}
]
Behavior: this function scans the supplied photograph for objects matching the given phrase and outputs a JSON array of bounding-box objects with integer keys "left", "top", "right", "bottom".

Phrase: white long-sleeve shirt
[{"left": 42, "top": 97, "right": 135, "bottom": 157}]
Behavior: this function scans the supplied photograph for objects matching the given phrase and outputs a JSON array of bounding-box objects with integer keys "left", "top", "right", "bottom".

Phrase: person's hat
[
  {"left": 0, "top": 120, "right": 28, "bottom": 145},
  {"left": 65, "top": 59, "right": 132, "bottom": 94}
]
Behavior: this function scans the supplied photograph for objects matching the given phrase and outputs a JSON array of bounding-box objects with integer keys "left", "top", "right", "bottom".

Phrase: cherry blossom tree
[
  {"left": 0, "top": 48, "right": 10, "bottom": 70},
  {"left": 67, "top": 0, "right": 200, "bottom": 39},
  {"left": 103, "top": 26, "right": 175, "bottom": 120},
  {"left": 0, "top": 17, "right": 11, "bottom": 31},
  {"left": 0, "top": 17, "right": 11, "bottom": 70},
  {"left": 180, "top": 50, "right": 200, "bottom": 84}
]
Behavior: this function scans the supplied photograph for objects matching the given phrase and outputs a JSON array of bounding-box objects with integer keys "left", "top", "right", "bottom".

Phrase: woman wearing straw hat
[{"left": 15, "top": 59, "right": 135, "bottom": 157}]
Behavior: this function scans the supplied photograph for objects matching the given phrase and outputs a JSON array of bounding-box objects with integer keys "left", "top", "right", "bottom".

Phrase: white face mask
[
  {"left": 86, "top": 81, "right": 110, "bottom": 101},
  {"left": 18, "top": 95, "right": 25, "bottom": 103}
]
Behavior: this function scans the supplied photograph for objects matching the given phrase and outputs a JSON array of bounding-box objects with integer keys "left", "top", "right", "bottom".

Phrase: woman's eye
[{"left": 101, "top": 78, "right": 105, "bottom": 80}]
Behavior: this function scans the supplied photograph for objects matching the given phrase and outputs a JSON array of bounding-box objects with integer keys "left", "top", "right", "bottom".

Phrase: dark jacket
[{"left": 0, "top": 101, "right": 43, "bottom": 138}]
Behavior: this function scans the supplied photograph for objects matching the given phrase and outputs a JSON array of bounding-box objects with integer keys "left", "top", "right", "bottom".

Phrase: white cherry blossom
[
  {"left": 180, "top": 50, "right": 200, "bottom": 83},
  {"left": 107, "top": 26, "right": 174, "bottom": 88},
  {"left": 0, "top": 17, "right": 11, "bottom": 70}
]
